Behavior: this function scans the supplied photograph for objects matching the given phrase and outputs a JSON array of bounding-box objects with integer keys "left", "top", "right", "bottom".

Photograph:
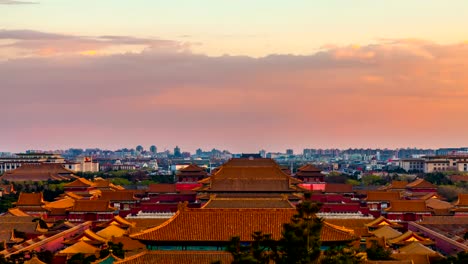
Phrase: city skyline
[{"left": 2, "top": 1, "right": 468, "bottom": 152}]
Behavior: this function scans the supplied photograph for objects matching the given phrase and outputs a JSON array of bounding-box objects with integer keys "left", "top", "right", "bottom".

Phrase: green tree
[
  {"left": 227, "top": 232, "right": 277, "bottom": 264},
  {"left": 276, "top": 201, "right": 323, "bottom": 264},
  {"left": 99, "top": 242, "right": 125, "bottom": 259},
  {"left": 322, "top": 246, "right": 363, "bottom": 264},
  {"left": 365, "top": 241, "right": 392, "bottom": 261},
  {"left": 67, "top": 253, "right": 96, "bottom": 264}
]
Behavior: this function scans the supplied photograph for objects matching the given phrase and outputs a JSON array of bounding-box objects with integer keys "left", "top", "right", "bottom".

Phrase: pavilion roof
[
  {"left": 366, "top": 191, "right": 401, "bottom": 202},
  {"left": 43, "top": 197, "right": 75, "bottom": 210},
  {"left": 98, "top": 215, "right": 136, "bottom": 228},
  {"left": 385, "top": 200, "right": 432, "bottom": 213},
  {"left": 16, "top": 192, "right": 46, "bottom": 206},
  {"left": 59, "top": 241, "right": 99, "bottom": 255},
  {"left": 406, "top": 179, "right": 437, "bottom": 189},
  {"left": 295, "top": 164, "right": 323, "bottom": 177},
  {"left": 425, "top": 199, "right": 453, "bottom": 210},
  {"left": 131, "top": 205, "right": 356, "bottom": 243},
  {"left": 398, "top": 242, "right": 438, "bottom": 255},
  {"left": 178, "top": 164, "right": 208, "bottom": 174},
  {"left": 371, "top": 226, "right": 402, "bottom": 240},
  {"left": 64, "top": 177, "right": 95, "bottom": 188},
  {"left": 23, "top": 256, "right": 47, "bottom": 264},
  {"left": 68, "top": 200, "right": 116, "bottom": 212},
  {"left": 114, "top": 251, "right": 233, "bottom": 264},
  {"left": 96, "top": 225, "right": 127, "bottom": 240},
  {"left": 325, "top": 218, "right": 374, "bottom": 237},
  {"left": 63, "top": 229, "right": 107, "bottom": 245},
  {"left": 111, "top": 236, "right": 146, "bottom": 252},
  {"left": 202, "top": 196, "right": 294, "bottom": 209},
  {"left": 389, "top": 231, "right": 434, "bottom": 246},
  {"left": 386, "top": 181, "right": 409, "bottom": 190},
  {"left": 366, "top": 216, "right": 403, "bottom": 228},
  {"left": 198, "top": 158, "right": 301, "bottom": 192},
  {"left": 1, "top": 163, "right": 76, "bottom": 182}
]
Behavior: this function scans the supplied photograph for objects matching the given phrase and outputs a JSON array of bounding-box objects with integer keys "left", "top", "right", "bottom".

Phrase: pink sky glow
[{"left": 1, "top": 30, "right": 468, "bottom": 153}]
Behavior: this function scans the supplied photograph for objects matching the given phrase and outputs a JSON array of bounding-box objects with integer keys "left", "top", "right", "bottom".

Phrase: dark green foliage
[
  {"left": 424, "top": 172, "right": 452, "bottom": 185},
  {"left": 227, "top": 232, "right": 277, "bottom": 264},
  {"left": 35, "top": 250, "right": 54, "bottom": 263},
  {"left": 33, "top": 218, "right": 49, "bottom": 229},
  {"left": 365, "top": 241, "right": 392, "bottom": 260},
  {"left": 277, "top": 201, "right": 322, "bottom": 264},
  {"left": 99, "top": 242, "right": 125, "bottom": 259},
  {"left": 322, "top": 246, "right": 363, "bottom": 264},
  {"left": 0, "top": 193, "right": 18, "bottom": 213},
  {"left": 67, "top": 253, "right": 97, "bottom": 264},
  {"left": 227, "top": 200, "right": 324, "bottom": 264}
]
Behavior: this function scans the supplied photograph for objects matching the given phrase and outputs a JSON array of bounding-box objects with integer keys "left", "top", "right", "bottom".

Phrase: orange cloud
[{"left": 1, "top": 38, "right": 468, "bottom": 152}]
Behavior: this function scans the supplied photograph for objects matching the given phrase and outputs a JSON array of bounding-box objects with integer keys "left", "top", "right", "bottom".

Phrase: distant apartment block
[{"left": 0, "top": 153, "right": 98, "bottom": 174}]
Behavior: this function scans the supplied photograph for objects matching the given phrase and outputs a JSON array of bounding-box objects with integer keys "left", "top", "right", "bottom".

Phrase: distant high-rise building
[
  {"left": 259, "top": 149, "right": 266, "bottom": 158},
  {"left": 196, "top": 148, "right": 203, "bottom": 156},
  {"left": 174, "top": 146, "right": 181, "bottom": 157},
  {"left": 286, "top": 149, "right": 294, "bottom": 155},
  {"left": 150, "top": 145, "right": 157, "bottom": 154}
]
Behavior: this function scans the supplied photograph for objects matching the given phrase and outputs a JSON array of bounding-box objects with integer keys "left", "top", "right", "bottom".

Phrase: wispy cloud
[
  {"left": 0, "top": 0, "right": 38, "bottom": 4},
  {"left": 0, "top": 29, "right": 190, "bottom": 58}
]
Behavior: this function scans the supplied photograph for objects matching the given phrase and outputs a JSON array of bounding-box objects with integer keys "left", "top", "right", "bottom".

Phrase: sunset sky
[{"left": 2, "top": 1, "right": 468, "bottom": 153}]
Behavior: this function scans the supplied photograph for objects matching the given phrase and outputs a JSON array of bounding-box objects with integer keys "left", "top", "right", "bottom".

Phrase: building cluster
[{"left": 0, "top": 156, "right": 467, "bottom": 263}]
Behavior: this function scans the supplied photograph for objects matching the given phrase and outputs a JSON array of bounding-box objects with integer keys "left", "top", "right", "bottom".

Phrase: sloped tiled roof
[
  {"left": 366, "top": 191, "right": 401, "bottom": 202},
  {"left": 6, "top": 208, "right": 30, "bottom": 217},
  {"left": 295, "top": 164, "right": 323, "bottom": 177},
  {"left": 454, "top": 193, "right": 468, "bottom": 206},
  {"left": 16, "top": 192, "right": 46, "bottom": 206},
  {"left": 324, "top": 183, "right": 353, "bottom": 193},
  {"left": 425, "top": 199, "right": 453, "bottom": 210},
  {"left": 1, "top": 163, "right": 76, "bottom": 182},
  {"left": 366, "top": 216, "right": 402, "bottom": 228},
  {"left": 406, "top": 179, "right": 437, "bottom": 189},
  {"left": 98, "top": 215, "right": 136, "bottom": 228},
  {"left": 325, "top": 218, "right": 374, "bottom": 237},
  {"left": 64, "top": 177, "right": 95, "bottom": 188},
  {"left": 371, "top": 226, "right": 402, "bottom": 240},
  {"left": 385, "top": 181, "right": 409, "bottom": 190},
  {"left": 131, "top": 206, "right": 355, "bottom": 243},
  {"left": 96, "top": 225, "right": 127, "bottom": 239},
  {"left": 111, "top": 236, "right": 146, "bottom": 252},
  {"left": 43, "top": 197, "right": 75, "bottom": 210},
  {"left": 59, "top": 241, "right": 99, "bottom": 255},
  {"left": 202, "top": 197, "right": 294, "bottom": 209},
  {"left": 389, "top": 231, "right": 434, "bottom": 246},
  {"left": 386, "top": 200, "right": 432, "bottom": 213},
  {"left": 148, "top": 184, "right": 177, "bottom": 193},
  {"left": 391, "top": 253, "right": 431, "bottom": 264},
  {"left": 114, "top": 251, "right": 232, "bottom": 264},
  {"left": 199, "top": 159, "right": 301, "bottom": 192},
  {"left": 99, "top": 190, "right": 139, "bottom": 201},
  {"left": 69, "top": 200, "right": 116, "bottom": 212},
  {"left": 398, "top": 242, "right": 437, "bottom": 255},
  {"left": 23, "top": 256, "right": 46, "bottom": 264}
]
